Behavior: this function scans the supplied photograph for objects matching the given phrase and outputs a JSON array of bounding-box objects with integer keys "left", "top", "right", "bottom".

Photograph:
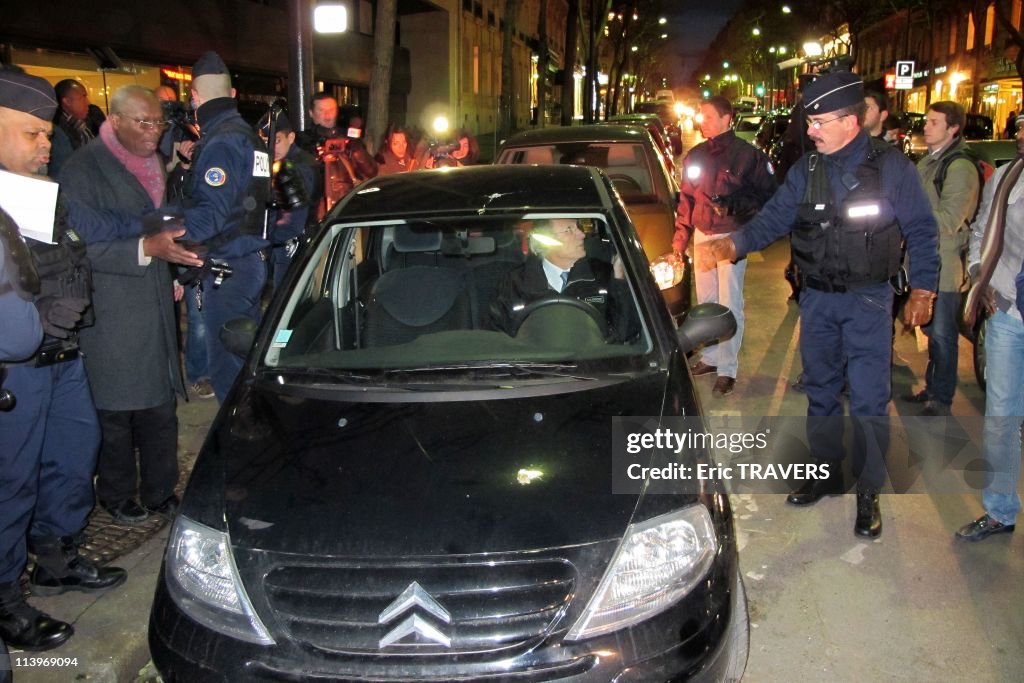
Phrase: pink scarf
[{"left": 99, "top": 121, "right": 165, "bottom": 208}]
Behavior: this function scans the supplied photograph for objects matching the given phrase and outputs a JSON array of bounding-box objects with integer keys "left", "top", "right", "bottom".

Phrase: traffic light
[
  {"left": 702, "top": 89, "right": 711, "bottom": 98},
  {"left": 755, "top": 85, "right": 765, "bottom": 96}
]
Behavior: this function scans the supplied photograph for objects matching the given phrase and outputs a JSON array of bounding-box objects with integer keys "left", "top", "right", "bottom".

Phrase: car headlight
[
  {"left": 565, "top": 505, "right": 717, "bottom": 641},
  {"left": 650, "top": 254, "right": 685, "bottom": 290},
  {"left": 164, "top": 515, "right": 275, "bottom": 645}
]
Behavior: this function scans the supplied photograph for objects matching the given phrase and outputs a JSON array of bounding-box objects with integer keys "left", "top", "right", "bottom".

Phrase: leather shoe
[
  {"left": 902, "top": 389, "right": 930, "bottom": 403},
  {"left": 786, "top": 476, "right": 843, "bottom": 506},
  {"left": 100, "top": 498, "right": 149, "bottom": 526},
  {"left": 690, "top": 361, "right": 717, "bottom": 376},
  {"left": 921, "top": 401, "right": 951, "bottom": 416},
  {"left": 0, "top": 583, "right": 73, "bottom": 651},
  {"left": 143, "top": 494, "right": 180, "bottom": 519},
  {"left": 956, "top": 514, "right": 1016, "bottom": 541},
  {"left": 30, "top": 556, "right": 127, "bottom": 597},
  {"left": 712, "top": 376, "right": 736, "bottom": 397},
  {"left": 855, "top": 490, "right": 882, "bottom": 537}
]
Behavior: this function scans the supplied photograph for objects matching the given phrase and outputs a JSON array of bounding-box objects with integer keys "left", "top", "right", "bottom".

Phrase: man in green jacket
[{"left": 905, "top": 101, "right": 981, "bottom": 415}]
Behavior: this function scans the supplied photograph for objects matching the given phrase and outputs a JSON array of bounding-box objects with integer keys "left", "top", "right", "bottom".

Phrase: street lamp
[
  {"left": 313, "top": 2, "right": 347, "bottom": 33},
  {"left": 752, "top": 27, "right": 761, "bottom": 37}
]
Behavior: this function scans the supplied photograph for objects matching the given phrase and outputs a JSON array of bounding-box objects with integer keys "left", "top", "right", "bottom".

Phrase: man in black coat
[{"left": 491, "top": 218, "right": 638, "bottom": 343}]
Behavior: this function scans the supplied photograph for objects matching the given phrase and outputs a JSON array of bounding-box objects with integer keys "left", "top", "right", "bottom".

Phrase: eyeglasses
[
  {"left": 805, "top": 115, "right": 847, "bottom": 130},
  {"left": 121, "top": 115, "right": 170, "bottom": 131}
]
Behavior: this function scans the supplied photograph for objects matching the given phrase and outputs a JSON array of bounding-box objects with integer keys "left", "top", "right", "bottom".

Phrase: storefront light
[{"left": 314, "top": 3, "right": 347, "bottom": 33}]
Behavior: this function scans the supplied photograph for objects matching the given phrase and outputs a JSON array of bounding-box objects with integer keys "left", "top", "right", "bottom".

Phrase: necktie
[{"left": 560, "top": 271, "right": 569, "bottom": 292}]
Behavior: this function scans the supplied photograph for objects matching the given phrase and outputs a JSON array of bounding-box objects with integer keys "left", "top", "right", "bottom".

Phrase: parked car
[
  {"left": 605, "top": 113, "right": 677, "bottom": 177},
  {"left": 754, "top": 111, "right": 791, "bottom": 153},
  {"left": 966, "top": 139, "right": 1018, "bottom": 170},
  {"left": 635, "top": 100, "right": 683, "bottom": 155},
  {"left": 732, "top": 112, "right": 764, "bottom": 143},
  {"left": 148, "top": 165, "right": 748, "bottom": 682},
  {"left": 496, "top": 125, "right": 690, "bottom": 320}
]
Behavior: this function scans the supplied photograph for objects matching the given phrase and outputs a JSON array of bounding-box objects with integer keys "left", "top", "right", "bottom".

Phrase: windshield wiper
[{"left": 384, "top": 362, "right": 597, "bottom": 381}]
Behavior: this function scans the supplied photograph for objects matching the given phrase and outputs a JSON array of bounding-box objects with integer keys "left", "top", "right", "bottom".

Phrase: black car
[
  {"left": 635, "top": 101, "right": 683, "bottom": 155},
  {"left": 149, "top": 166, "right": 747, "bottom": 681}
]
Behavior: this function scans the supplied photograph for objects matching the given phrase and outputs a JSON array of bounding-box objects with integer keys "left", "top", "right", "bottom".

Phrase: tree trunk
[
  {"left": 500, "top": 0, "right": 521, "bottom": 139},
  {"left": 560, "top": 0, "right": 579, "bottom": 126},
  {"left": 367, "top": 0, "right": 397, "bottom": 156}
]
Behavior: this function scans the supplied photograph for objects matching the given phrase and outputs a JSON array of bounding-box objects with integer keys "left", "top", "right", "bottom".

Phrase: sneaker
[
  {"left": 99, "top": 499, "right": 149, "bottom": 526},
  {"left": 143, "top": 494, "right": 180, "bottom": 519},
  {"left": 190, "top": 379, "right": 215, "bottom": 400},
  {"left": 921, "top": 401, "right": 951, "bottom": 416},
  {"left": 712, "top": 376, "right": 736, "bottom": 397},
  {"left": 902, "top": 389, "right": 930, "bottom": 403}
]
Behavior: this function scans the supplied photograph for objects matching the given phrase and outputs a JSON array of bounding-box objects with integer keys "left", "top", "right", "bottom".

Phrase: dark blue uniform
[
  {"left": 268, "top": 144, "right": 316, "bottom": 290},
  {"left": 183, "top": 98, "right": 270, "bottom": 401},
  {"left": 0, "top": 215, "right": 99, "bottom": 587},
  {"left": 732, "top": 131, "right": 939, "bottom": 488}
]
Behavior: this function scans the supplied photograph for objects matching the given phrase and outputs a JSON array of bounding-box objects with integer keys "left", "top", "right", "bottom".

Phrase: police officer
[
  {"left": 178, "top": 51, "right": 271, "bottom": 402},
  {"left": 698, "top": 71, "right": 940, "bottom": 538},
  {"left": 676, "top": 95, "right": 777, "bottom": 398},
  {"left": 258, "top": 108, "right": 317, "bottom": 291},
  {"left": 0, "top": 67, "right": 126, "bottom": 652}
]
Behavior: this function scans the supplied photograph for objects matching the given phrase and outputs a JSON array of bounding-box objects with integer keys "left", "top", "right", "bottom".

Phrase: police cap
[
  {"left": 803, "top": 71, "right": 864, "bottom": 114},
  {"left": 192, "top": 51, "right": 229, "bottom": 78},
  {"left": 0, "top": 66, "right": 57, "bottom": 121}
]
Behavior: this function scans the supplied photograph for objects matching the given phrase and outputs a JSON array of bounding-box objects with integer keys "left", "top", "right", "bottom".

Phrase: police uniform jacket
[
  {"left": 916, "top": 137, "right": 981, "bottom": 291},
  {"left": 490, "top": 254, "right": 639, "bottom": 343},
  {"left": 675, "top": 129, "right": 776, "bottom": 252},
  {"left": 732, "top": 130, "right": 939, "bottom": 292},
  {"left": 184, "top": 98, "right": 270, "bottom": 260},
  {"left": 59, "top": 138, "right": 185, "bottom": 411},
  {"left": 0, "top": 237, "right": 42, "bottom": 362}
]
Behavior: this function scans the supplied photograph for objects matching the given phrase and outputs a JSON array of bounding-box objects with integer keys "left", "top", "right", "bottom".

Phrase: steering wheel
[
  {"left": 608, "top": 174, "right": 644, "bottom": 194},
  {"left": 513, "top": 295, "right": 607, "bottom": 337}
]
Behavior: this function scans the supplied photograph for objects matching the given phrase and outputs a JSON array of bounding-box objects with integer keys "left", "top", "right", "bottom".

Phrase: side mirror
[
  {"left": 220, "top": 317, "right": 258, "bottom": 359},
  {"left": 676, "top": 303, "right": 737, "bottom": 355}
]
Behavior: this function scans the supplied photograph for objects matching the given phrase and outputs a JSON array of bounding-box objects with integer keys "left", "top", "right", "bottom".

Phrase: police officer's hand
[
  {"left": 696, "top": 237, "right": 737, "bottom": 272},
  {"left": 902, "top": 288, "right": 937, "bottom": 328},
  {"left": 143, "top": 229, "right": 204, "bottom": 267},
  {"left": 35, "top": 296, "right": 89, "bottom": 339}
]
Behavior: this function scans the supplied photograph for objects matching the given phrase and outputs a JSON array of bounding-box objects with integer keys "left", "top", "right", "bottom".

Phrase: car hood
[{"left": 214, "top": 371, "right": 677, "bottom": 557}]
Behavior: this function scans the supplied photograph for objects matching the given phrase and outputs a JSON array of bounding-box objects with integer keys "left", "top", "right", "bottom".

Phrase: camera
[{"left": 159, "top": 100, "right": 200, "bottom": 161}]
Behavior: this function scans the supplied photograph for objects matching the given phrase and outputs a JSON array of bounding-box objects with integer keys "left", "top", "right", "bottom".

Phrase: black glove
[{"left": 35, "top": 296, "right": 89, "bottom": 339}]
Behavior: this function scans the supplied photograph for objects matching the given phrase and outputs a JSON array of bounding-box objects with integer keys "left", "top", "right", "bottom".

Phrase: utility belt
[
  {"left": 7, "top": 340, "right": 81, "bottom": 368},
  {"left": 803, "top": 275, "right": 885, "bottom": 294}
]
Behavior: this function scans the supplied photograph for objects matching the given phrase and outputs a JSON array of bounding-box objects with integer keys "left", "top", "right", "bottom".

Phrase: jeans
[
  {"left": 980, "top": 311, "right": 1023, "bottom": 526},
  {"left": 694, "top": 230, "right": 746, "bottom": 378},
  {"left": 922, "top": 290, "right": 960, "bottom": 405},
  {"left": 184, "top": 285, "right": 209, "bottom": 383}
]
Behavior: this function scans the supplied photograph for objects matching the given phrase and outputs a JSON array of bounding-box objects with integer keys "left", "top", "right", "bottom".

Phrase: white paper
[{"left": 0, "top": 170, "right": 59, "bottom": 244}]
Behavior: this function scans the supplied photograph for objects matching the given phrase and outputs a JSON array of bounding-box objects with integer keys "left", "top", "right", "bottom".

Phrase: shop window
[
  {"left": 967, "top": 12, "right": 975, "bottom": 50},
  {"left": 986, "top": 4, "right": 995, "bottom": 46}
]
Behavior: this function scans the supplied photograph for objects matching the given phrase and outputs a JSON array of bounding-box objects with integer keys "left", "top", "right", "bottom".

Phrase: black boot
[
  {"left": 0, "top": 581, "right": 73, "bottom": 651},
  {"left": 855, "top": 489, "right": 882, "bottom": 538},
  {"left": 29, "top": 535, "right": 127, "bottom": 596},
  {"left": 786, "top": 469, "right": 844, "bottom": 506}
]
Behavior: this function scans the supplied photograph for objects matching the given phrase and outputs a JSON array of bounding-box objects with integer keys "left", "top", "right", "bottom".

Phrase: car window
[
  {"left": 734, "top": 116, "right": 762, "bottom": 132},
  {"left": 262, "top": 214, "right": 651, "bottom": 375},
  {"left": 499, "top": 142, "right": 656, "bottom": 200}
]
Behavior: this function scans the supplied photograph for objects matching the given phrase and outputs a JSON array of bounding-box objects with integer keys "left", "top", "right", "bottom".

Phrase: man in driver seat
[{"left": 490, "top": 218, "right": 638, "bottom": 342}]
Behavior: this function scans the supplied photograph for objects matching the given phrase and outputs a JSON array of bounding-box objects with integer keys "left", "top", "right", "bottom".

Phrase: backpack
[{"left": 932, "top": 143, "right": 991, "bottom": 222}]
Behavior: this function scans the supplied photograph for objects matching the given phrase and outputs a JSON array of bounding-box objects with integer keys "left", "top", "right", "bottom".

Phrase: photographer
[
  {"left": 258, "top": 108, "right": 317, "bottom": 290},
  {"left": 675, "top": 95, "right": 777, "bottom": 398}
]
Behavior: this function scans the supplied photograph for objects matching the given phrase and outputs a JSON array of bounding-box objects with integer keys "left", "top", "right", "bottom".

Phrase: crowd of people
[
  {"left": 1, "top": 50, "right": 1020, "bottom": 661},
  {"left": 0, "top": 50, "right": 482, "bottom": 656}
]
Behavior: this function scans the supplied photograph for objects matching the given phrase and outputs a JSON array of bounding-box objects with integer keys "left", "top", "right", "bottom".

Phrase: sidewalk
[{"left": 9, "top": 397, "right": 218, "bottom": 683}]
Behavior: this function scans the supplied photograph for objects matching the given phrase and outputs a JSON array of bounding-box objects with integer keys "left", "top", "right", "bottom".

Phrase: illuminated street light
[
  {"left": 782, "top": 5, "right": 791, "bottom": 13},
  {"left": 803, "top": 42, "right": 823, "bottom": 57},
  {"left": 752, "top": 27, "right": 761, "bottom": 36},
  {"left": 660, "top": 33, "right": 668, "bottom": 39},
  {"left": 723, "top": 61, "right": 730, "bottom": 69},
  {"left": 631, "top": 45, "right": 638, "bottom": 52},
  {"left": 314, "top": 3, "right": 347, "bottom": 33},
  {"left": 659, "top": 17, "right": 667, "bottom": 25},
  {"left": 704, "top": 73, "right": 711, "bottom": 81}
]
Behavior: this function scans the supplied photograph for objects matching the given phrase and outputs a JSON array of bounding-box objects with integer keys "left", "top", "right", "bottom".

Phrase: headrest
[{"left": 393, "top": 225, "right": 442, "bottom": 252}]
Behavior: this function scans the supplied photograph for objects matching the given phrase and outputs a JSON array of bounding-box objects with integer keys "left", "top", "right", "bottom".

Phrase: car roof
[
  {"left": 333, "top": 165, "right": 610, "bottom": 220},
  {"left": 501, "top": 124, "right": 655, "bottom": 146}
]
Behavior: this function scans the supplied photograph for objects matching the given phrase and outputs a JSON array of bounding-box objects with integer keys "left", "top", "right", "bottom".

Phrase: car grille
[{"left": 263, "top": 560, "right": 576, "bottom": 657}]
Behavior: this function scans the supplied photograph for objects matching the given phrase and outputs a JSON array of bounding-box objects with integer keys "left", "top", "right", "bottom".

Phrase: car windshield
[
  {"left": 261, "top": 213, "right": 652, "bottom": 378},
  {"left": 498, "top": 142, "right": 658, "bottom": 200}
]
